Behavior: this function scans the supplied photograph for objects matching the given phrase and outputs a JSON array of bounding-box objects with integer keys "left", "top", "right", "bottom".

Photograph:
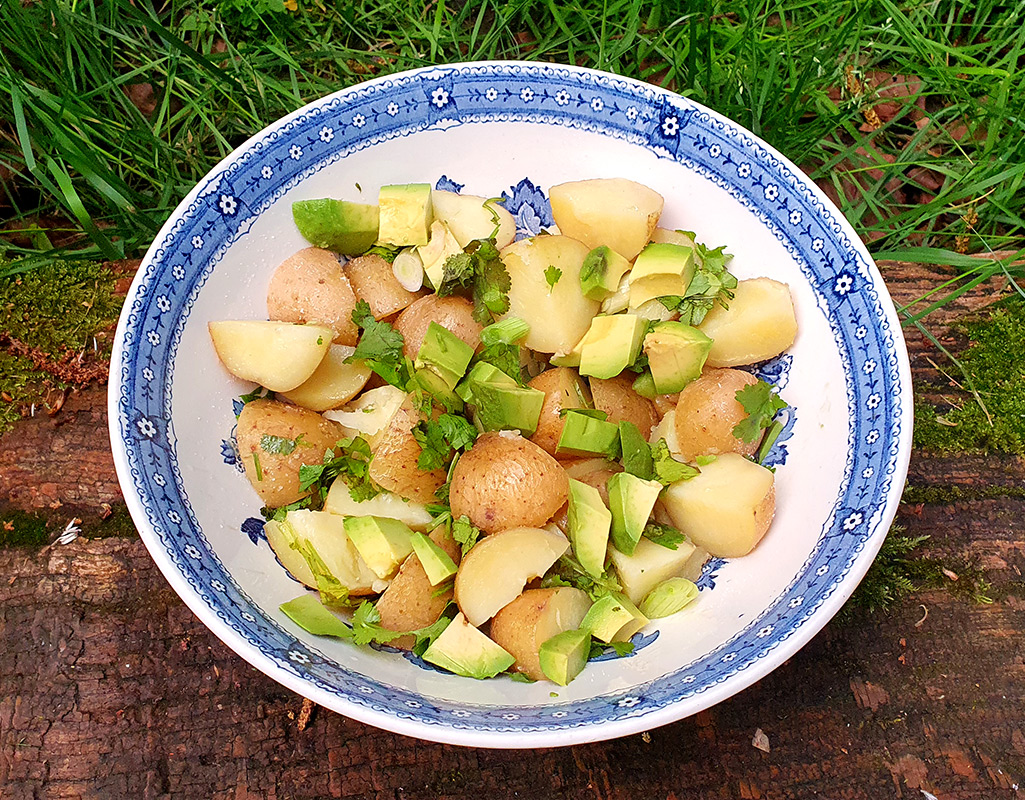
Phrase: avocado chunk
[
  {"left": 292, "top": 198, "right": 380, "bottom": 255},
  {"left": 567, "top": 479, "right": 612, "bottom": 577},
  {"left": 468, "top": 379, "right": 544, "bottom": 436},
  {"left": 421, "top": 612, "right": 516, "bottom": 679},
  {"left": 607, "top": 472, "right": 663, "bottom": 555},
  {"left": 539, "top": 628, "right": 592, "bottom": 685},
  {"left": 549, "top": 336, "right": 583, "bottom": 368},
  {"left": 579, "top": 245, "right": 632, "bottom": 301},
  {"left": 556, "top": 409, "right": 621, "bottom": 459},
  {"left": 455, "top": 361, "right": 517, "bottom": 402},
  {"left": 642, "top": 321, "right": 713, "bottom": 393},
  {"left": 628, "top": 242, "right": 697, "bottom": 309},
  {"left": 619, "top": 421, "right": 654, "bottom": 480},
  {"left": 416, "top": 321, "right": 475, "bottom": 390},
  {"left": 410, "top": 531, "right": 458, "bottom": 585},
  {"left": 580, "top": 592, "right": 649, "bottom": 643},
  {"left": 342, "top": 516, "right": 416, "bottom": 579},
  {"left": 378, "top": 183, "right": 434, "bottom": 247},
  {"left": 577, "top": 314, "right": 647, "bottom": 380}
]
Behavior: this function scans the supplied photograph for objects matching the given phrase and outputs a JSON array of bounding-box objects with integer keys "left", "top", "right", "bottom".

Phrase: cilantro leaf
[
  {"left": 298, "top": 437, "right": 380, "bottom": 504},
  {"left": 350, "top": 601, "right": 406, "bottom": 646},
  {"left": 237, "top": 386, "right": 273, "bottom": 414},
  {"left": 472, "top": 343, "right": 522, "bottom": 383},
  {"left": 651, "top": 439, "right": 699, "bottom": 485},
  {"left": 544, "top": 265, "right": 562, "bottom": 291},
  {"left": 589, "top": 640, "right": 636, "bottom": 659},
  {"left": 452, "top": 515, "right": 482, "bottom": 556},
  {"left": 259, "top": 433, "right": 305, "bottom": 455},
  {"left": 509, "top": 671, "right": 536, "bottom": 683},
  {"left": 437, "top": 239, "right": 512, "bottom": 324},
  {"left": 438, "top": 413, "right": 478, "bottom": 450},
  {"left": 412, "top": 414, "right": 478, "bottom": 472},
  {"left": 346, "top": 299, "right": 410, "bottom": 388},
  {"left": 643, "top": 522, "right": 687, "bottom": 550},
  {"left": 658, "top": 239, "right": 738, "bottom": 325},
  {"left": 541, "top": 555, "right": 622, "bottom": 601},
  {"left": 732, "top": 380, "right": 788, "bottom": 444},
  {"left": 364, "top": 244, "right": 400, "bottom": 263}
]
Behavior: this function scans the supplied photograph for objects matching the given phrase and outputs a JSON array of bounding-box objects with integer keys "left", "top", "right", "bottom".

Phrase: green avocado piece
[
  {"left": 409, "top": 531, "right": 458, "bottom": 585},
  {"left": 631, "top": 370, "right": 657, "bottom": 399},
  {"left": 378, "top": 183, "right": 434, "bottom": 247},
  {"left": 416, "top": 321, "right": 475, "bottom": 390},
  {"left": 421, "top": 612, "right": 515, "bottom": 679},
  {"left": 642, "top": 321, "right": 713, "bottom": 393},
  {"left": 567, "top": 479, "right": 612, "bottom": 578},
  {"left": 577, "top": 314, "right": 647, "bottom": 380},
  {"left": 579, "top": 245, "right": 632, "bottom": 301},
  {"left": 607, "top": 472, "right": 663, "bottom": 556},
  {"left": 412, "top": 367, "right": 464, "bottom": 412},
  {"left": 619, "top": 421, "right": 654, "bottom": 480},
  {"left": 580, "top": 592, "right": 649, "bottom": 643},
  {"left": 280, "top": 593, "right": 353, "bottom": 638},
  {"left": 539, "top": 628, "right": 592, "bottom": 685},
  {"left": 630, "top": 242, "right": 695, "bottom": 281},
  {"left": 342, "top": 516, "right": 415, "bottom": 579},
  {"left": 455, "top": 361, "right": 517, "bottom": 402},
  {"left": 468, "top": 379, "right": 544, "bottom": 436},
  {"left": 556, "top": 410, "right": 621, "bottom": 459},
  {"left": 292, "top": 198, "right": 380, "bottom": 255}
]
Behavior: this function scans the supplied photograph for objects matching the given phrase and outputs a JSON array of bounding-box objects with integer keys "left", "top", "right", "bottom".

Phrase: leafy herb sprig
[
  {"left": 346, "top": 299, "right": 412, "bottom": 388},
  {"left": 437, "top": 239, "right": 512, "bottom": 324}
]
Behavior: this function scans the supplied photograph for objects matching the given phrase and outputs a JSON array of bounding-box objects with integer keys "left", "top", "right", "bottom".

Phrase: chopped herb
[
  {"left": 509, "top": 671, "right": 535, "bottom": 683},
  {"left": 588, "top": 640, "right": 636, "bottom": 659},
  {"left": 350, "top": 600, "right": 405, "bottom": 646},
  {"left": 412, "top": 414, "right": 478, "bottom": 472},
  {"left": 346, "top": 299, "right": 410, "bottom": 388},
  {"left": 259, "top": 433, "right": 306, "bottom": 455},
  {"left": 298, "top": 437, "right": 380, "bottom": 503},
  {"left": 364, "top": 244, "right": 401, "bottom": 263},
  {"left": 284, "top": 529, "right": 351, "bottom": 607},
  {"left": 658, "top": 238, "right": 738, "bottom": 325},
  {"left": 643, "top": 522, "right": 687, "bottom": 550},
  {"left": 252, "top": 451, "right": 263, "bottom": 481},
  {"left": 733, "top": 380, "right": 788, "bottom": 444},
  {"left": 261, "top": 497, "right": 312, "bottom": 521},
  {"left": 472, "top": 342, "right": 522, "bottom": 384},
  {"left": 437, "top": 239, "right": 512, "bottom": 324},
  {"left": 542, "top": 555, "right": 622, "bottom": 601},
  {"left": 317, "top": 336, "right": 324, "bottom": 345},
  {"left": 756, "top": 418, "right": 786, "bottom": 465},
  {"left": 544, "top": 265, "right": 562, "bottom": 291},
  {"left": 237, "top": 386, "right": 273, "bottom": 413},
  {"left": 651, "top": 439, "right": 699, "bottom": 485},
  {"left": 483, "top": 197, "right": 505, "bottom": 240},
  {"left": 452, "top": 515, "right": 481, "bottom": 556}
]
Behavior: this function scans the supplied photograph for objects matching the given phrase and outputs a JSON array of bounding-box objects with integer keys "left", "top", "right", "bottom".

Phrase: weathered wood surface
[{"left": 1, "top": 260, "right": 1023, "bottom": 799}]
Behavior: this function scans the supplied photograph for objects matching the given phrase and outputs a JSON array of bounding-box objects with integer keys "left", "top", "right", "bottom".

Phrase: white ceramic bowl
[{"left": 109, "top": 62, "right": 912, "bottom": 748}]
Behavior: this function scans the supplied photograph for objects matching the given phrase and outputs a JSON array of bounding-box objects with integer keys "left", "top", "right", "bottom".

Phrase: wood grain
[{"left": 1, "top": 259, "right": 1023, "bottom": 799}]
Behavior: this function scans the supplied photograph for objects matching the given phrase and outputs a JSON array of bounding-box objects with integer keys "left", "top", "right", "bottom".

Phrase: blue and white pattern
[{"left": 112, "top": 63, "right": 909, "bottom": 743}]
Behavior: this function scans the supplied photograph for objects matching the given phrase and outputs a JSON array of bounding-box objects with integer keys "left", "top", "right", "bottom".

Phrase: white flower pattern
[
  {"left": 789, "top": 210, "right": 803, "bottom": 225},
  {"left": 191, "top": 235, "right": 204, "bottom": 249},
  {"left": 136, "top": 417, "right": 156, "bottom": 438},
  {"left": 318, "top": 126, "right": 334, "bottom": 143},
  {"left": 147, "top": 331, "right": 160, "bottom": 346},
  {"left": 625, "top": 105, "right": 638, "bottom": 120},
  {"left": 519, "top": 87, "right": 534, "bottom": 102},
  {"left": 261, "top": 165, "right": 273, "bottom": 179},
  {"left": 842, "top": 511, "right": 863, "bottom": 531},
  {"left": 218, "top": 194, "right": 237, "bottom": 215},
  {"left": 590, "top": 97, "right": 604, "bottom": 112},
  {"left": 866, "top": 393, "right": 881, "bottom": 410},
  {"left": 485, "top": 87, "right": 498, "bottom": 101},
  {"left": 661, "top": 116, "right": 679, "bottom": 136},
  {"left": 738, "top": 163, "right": 751, "bottom": 177},
  {"left": 431, "top": 87, "right": 450, "bottom": 108},
  {"left": 763, "top": 184, "right": 779, "bottom": 201},
  {"left": 289, "top": 144, "right": 303, "bottom": 159},
  {"left": 387, "top": 102, "right": 399, "bottom": 116}
]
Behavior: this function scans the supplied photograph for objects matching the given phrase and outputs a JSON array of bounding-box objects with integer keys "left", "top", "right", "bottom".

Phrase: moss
[
  {"left": 0, "top": 504, "right": 138, "bottom": 549},
  {"left": 902, "top": 483, "right": 1025, "bottom": 504},
  {"left": 0, "top": 509, "right": 52, "bottom": 547},
  {"left": 914, "top": 297, "right": 1025, "bottom": 455}
]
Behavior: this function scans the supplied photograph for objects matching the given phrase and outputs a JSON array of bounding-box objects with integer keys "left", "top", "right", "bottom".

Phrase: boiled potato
[
  {"left": 449, "top": 431, "right": 569, "bottom": 534},
  {"left": 549, "top": 178, "right": 664, "bottom": 260},
  {"left": 279, "top": 344, "right": 373, "bottom": 411},
  {"left": 393, "top": 294, "right": 483, "bottom": 359},
  {"left": 648, "top": 409, "right": 685, "bottom": 459},
  {"left": 490, "top": 587, "right": 592, "bottom": 680},
  {"left": 590, "top": 374, "right": 658, "bottom": 439},
  {"left": 376, "top": 525, "right": 461, "bottom": 647},
  {"left": 236, "top": 399, "right": 344, "bottom": 507},
  {"left": 527, "top": 367, "right": 592, "bottom": 456},
  {"left": 344, "top": 253, "right": 421, "bottom": 319},
  {"left": 266, "top": 247, "right": 359, "bottom": 345},
  {"left": 431, "top": 190, "right": 516, "bottom": 249},
  {"left": 324, "top": 481, "right": 433, "bottom": 530},
  {"left": 698, "top": 278, "right": 797, "bottom": 367},
  {"left": 674, "top": 368, "right": 761, "bottom": 462},
  {"left": 500, "top": 235, "right": 598, "bottom": 354},
  {"left": 368, "top": 395, "right": 447, "bottom": 503},
  {"left": 609, "top": 535, "right": 698, "bottom": 605},
  {"left": 649, "top": 228, "right": 695, "bottom": 246},
  {"left": 323, "top": 385, "right": 405, "bottom": 448},
  {"left": 454, "top": 526, "right": 570, "bottom": 626},
  {"left": 661, "top": 453, "right": 775, "bottom": 557},
  {"left": 209, "top": 320, "right": 331, "bottom": 392}
]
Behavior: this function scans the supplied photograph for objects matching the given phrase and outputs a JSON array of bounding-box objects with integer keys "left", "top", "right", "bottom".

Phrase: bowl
[{"left": 109, "top": 61, "right": 913, "bottom": 748}]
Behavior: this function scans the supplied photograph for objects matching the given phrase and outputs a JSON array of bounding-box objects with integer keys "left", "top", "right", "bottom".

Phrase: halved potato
[
  {"left": 500, "top": 235, "right": 598, "bottom": 354},
  {"left": 454, "top": 527, "right": 570, "bottom": 626},
  {"left": 589, "top": 374, "right": 658, "bottom": 439},
  {"left": 367, "top": 395, "right": 447, "bottom": 503},
  {"left": 527, "top": 367, "right": 592, "bottom": 456},
  {"left": 266, "top": 247, "right": 359, "bottom": 345},
  {"left": 323, "top": 385, "right": 406, "bottom": 448},
  {"left": 324, "top": 482, "right": 433, "bottom": 531},
  {"left": 549, "top": 178, "right": 664, "bottom": 260},
  {"left": 279, "top": 344, "right": 373, "bottom": 411},
  {"left": 393, "top": 294, "right": 483, "bottom": 359},
  {"left": 673, "top": 368, "right": 760, "bottom": 462},
  {"left": 490, "top": 587, "right": 592, "bottom": 680},
  {"left": 431, "top": 190, "right": 516, "bottom": 249},
  {"left": 661, "top": 453, "right": 775, "bottom": 557},
  {"left": 344, "top": 253, "right": 421, "bottom": 320},
  {"left": 209, "top": 320, "right": 331, "bottom": 392},
  {"left": 698, "top": 278, "right": 797, "bottom": 367}
]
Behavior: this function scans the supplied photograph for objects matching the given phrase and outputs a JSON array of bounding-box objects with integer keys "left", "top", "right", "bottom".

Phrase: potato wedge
[
  {"left": 589, "top": 373, "right": 659, "bottom": 439},
  {"left": 279, "top": 344, "right": 372, "bottom": 411},
  {"left": 431, "top": 190, "right": 516, "bottom": 249},
  {"left": 235, "top": 399, "right": 344, "bottom": 507},
  {"left": 490, "top": 587, "right": 592, "bottom": 680},
  {"left": 324, "top": 481, "right": 433, "bottom": 531},
  {"left": 323, "top": 385, "right": 405, "bottom": 448},
  {"left": 527, "top": 367, "right": 592, "bottom": 456},
  {"left": 698, "top": 278, "right": 797, "bottom": 367},
  {"left": 393, "top": 294, "right": 483, "bottom": 359},
  {"left": 609, "top": 535, "right": 698, "bottom": 605},
  {"left": 266, "top": 247, "right": 359, "bottom": 345},
  {"left": 209, "top": 320, "right": 331, "bottom": 392},
  {"left": 344, "top": 253, "right": 422, "bottom": 320},
  {"left": 367, "top": 395, "right": 447, "bottom": 503},
  {"left": 673, "top": 368, "right": 760, "bottom": 462},
  {"left": 549, "top": 178, "right": 664, "bottom": 260}
]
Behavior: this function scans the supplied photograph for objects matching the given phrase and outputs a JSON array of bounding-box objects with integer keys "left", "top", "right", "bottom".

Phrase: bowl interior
[{"left": 112, "top": 62, "right": 911, "bottom": 747}]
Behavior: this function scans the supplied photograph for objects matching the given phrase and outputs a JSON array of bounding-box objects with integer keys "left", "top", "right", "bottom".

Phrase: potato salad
[{"left": 208, "top": 178, "right": 797, "bottom": 685}]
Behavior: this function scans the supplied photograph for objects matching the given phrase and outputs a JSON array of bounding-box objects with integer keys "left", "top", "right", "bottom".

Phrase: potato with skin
[
  {"left": 393, "top": 294, "right": 483, "bottom": 359},
  {"left": 490, "top": 587, "right": 592, "bottom": 680},
  {"left": 589, "top": 374, "right": 659, "bottom": 439},
  {"left": 698, "top": 278, "right": 798, "bottom": 367},
  {"left": 368, "top": 395, "right": 447, "bottom": 504},
  {"left": 266, "top": 247, "right": 359, "bottom": 345},
  {"left": 449, "top": 432, "right": 569, "bottom": 534},
  {"left": 376, "top": 525, "right": 461, "bottom": 648},
  {"left": 674, "top": 368, "right": 760, "bottom": 462},
  {"left": 527, "top": 367, "right": 592, "bottom": 456},
  {"left": 236, "top": 399, "right": 344, "bottom": 507},
  {"left": 344, "top": 253, "right": 422, "bottom": 320}
]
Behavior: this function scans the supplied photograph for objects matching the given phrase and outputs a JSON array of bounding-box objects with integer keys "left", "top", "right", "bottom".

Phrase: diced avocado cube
[
  {"left": 567, "top": 479, "right": 612, "bottom": 578},
  {"left": 410, "top": 531, "right": 458, "bottom": 585},
  {"left": 416, "top": 322, "right": 475, "bottom": 390},
  {"left": 455, "top": 361, "right": 517, "bottom": 403},
  {"left": 577, "top": 314, "right": 647, "bottom": 380},
  {"left": 422, "top": 612, "right": 515, "bottom": 679},
  {"left": 556, "top": 410, "right": 621, "bottom": 459},
  {"left": 342, "top": 516, "right": 415, "bottom": 579},
  {"left": 539, "top": 628, "right": 592, "bottom": 686},
  {"left": 642, "top": 321, "right": 713, "bottom": 393},
  {"left": 619, "top": 421, "right": 654, "bottom": 480},
  {"left": 413, "top": 367, "right": 464, "bottom": 412},
  {"left": 292, "top": 198, "right": 380, "bottom": 255},
  {"left": 631, "top": 370, "right": 657, "bottom": 399},
  {"left": 280, "top": 594, "right": 354, "bottom": 638},
  {"left": 630, "top": 242, "right": 695, "bottom": 281},
  {"left": 580, "top": 592, "right": 649, "bottom": 643},
  {"left": 469, "top": 380, "right": 544, "bottom": 436},
  {"left": 607, "top": 472, "right": 663, "bottom": 556},
  {"left": 378, "top": 183, "right": 433, "bottom": 247},
  {"left": 579, "top": 245, "right": 632, "bottom": 301}
]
